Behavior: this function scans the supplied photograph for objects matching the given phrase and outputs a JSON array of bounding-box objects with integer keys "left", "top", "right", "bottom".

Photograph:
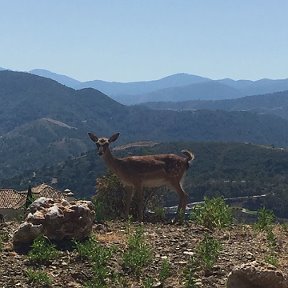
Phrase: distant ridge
[
  {"left": 29, "top": 69, "right": 81, "bottom": 89},
  {"left": 28, "top": 68, "right": 288, "bottom": 105},
  {"left": 141, "top": 90, "right": 288, "bottom": 121}
]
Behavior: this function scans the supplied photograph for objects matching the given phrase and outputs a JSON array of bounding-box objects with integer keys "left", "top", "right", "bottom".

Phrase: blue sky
[{"left": 1, "top": 0, "right": 287, "bottom": 82}]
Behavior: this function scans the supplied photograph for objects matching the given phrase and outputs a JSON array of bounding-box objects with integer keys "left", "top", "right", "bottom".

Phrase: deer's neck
[{"left": 102, "top": 148, "right": 119, "bottom": 173}]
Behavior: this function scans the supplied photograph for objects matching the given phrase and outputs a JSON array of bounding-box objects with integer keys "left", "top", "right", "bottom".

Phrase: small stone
[
  {"left": 152, "top": 281, "right": 163, "bottom": 288},
  {"left": 183, "top": 251, "right": 194, "bottom": 256},
  {"left": 246, "top": 252, "right": 255, "bottom": 260}
]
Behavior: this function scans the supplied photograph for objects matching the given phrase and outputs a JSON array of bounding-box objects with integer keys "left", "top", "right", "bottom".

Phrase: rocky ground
[{"left": 1, "top": 220, "right": 288, "bottom": 288}]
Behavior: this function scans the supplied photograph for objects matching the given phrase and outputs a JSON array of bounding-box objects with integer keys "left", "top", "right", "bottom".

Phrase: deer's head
[{"left": 88, "top": 132, "right": 120, "bottom": 156}]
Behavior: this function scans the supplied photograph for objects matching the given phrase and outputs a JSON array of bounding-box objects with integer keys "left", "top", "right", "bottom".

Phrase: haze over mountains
[{"left": 28, "top": 68, "right": 288, "bottom": 105}]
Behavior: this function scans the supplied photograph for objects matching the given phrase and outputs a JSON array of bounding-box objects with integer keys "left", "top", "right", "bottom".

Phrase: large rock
[
  {"left": 226, "top": 261, "right": 288, "bottom": 288},
  {"left": 13, "top": 197, "right": 95, "bottom": 247}
]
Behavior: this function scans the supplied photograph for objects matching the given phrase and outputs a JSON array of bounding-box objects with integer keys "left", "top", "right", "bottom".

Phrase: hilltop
[{"left": 1, "top": 218, "right": 288, "bottom": 287}]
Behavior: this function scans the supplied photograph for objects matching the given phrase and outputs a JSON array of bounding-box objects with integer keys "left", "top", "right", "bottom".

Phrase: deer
[{"left": 88, "top": 132, "right": 195, "bottom": 221}]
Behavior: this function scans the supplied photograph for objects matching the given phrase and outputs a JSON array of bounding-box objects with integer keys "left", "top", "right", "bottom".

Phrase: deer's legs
[
  {"left": 123, "top": 186, "right": 133, "bottom": 219},
  {"left": 135, "top": 184, "right": 144, "bottom": 221},
  {"left": 171, "top": 181, "right": 189, "bottom": 215}
]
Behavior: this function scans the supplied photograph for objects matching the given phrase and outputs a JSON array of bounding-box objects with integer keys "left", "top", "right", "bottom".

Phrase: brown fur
[{"left": 88, "top": 132, "right": 195, "bottom": 221}]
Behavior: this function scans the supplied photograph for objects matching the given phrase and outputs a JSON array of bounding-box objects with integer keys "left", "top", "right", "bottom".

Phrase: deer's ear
[
  {"left": 109, "top": 132, "right": 120, "bottom": 143},
  {"left": 88, "top": 132, "right": 98, "bottom": 143}
]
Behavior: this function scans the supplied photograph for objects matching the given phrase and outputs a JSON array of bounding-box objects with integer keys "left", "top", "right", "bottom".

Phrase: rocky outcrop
[
  {"left": 13, "top": 197, "right": 95, "bottom": 247},
  {"left": 226, "top": 261, "right": 288, "bottom": 288}
]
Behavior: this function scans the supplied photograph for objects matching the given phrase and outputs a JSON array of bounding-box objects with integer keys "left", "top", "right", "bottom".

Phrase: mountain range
[
  {"left": 2, "top": 70, "right": 288, "bottom": 184},
  {"left": 141, "top": 90, "right": 288, "bottom": 121},
  {"left": 28, "top": 69, "right": 288, "bottom": 104}
]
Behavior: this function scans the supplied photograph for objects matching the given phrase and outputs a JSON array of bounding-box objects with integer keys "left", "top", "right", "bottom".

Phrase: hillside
[
  {"left": 141, "top": 90, "right": 288, "bottom": 120},
  {"left": 127, "top": 81, "right": 243, "bottom": 104},
  {"left": 4, "top": 141, "right": 288, "bottom": 218}
]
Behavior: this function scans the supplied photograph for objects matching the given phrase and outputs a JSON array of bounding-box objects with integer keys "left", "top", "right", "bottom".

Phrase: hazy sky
[{"left": 1, "top": 0, "right": 287, "bottom": 82}]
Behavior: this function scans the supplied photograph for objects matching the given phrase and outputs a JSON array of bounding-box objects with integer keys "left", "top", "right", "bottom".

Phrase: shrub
[
  {"left": 254, "top": 208, "right": 279, "bottom": 267},
  {"left": 75, "top": 236, "right": 114, "bottom": 287},
  {"left": 183, "top": 256, "right": 198, "bottom": 288},
  {"left": 94, "top": 171, "right": 164, "bottom": 221},
  {"left": 123, "top": 225, "right": 152, "bottom": 276},
  {"left": 265, "top": 253, "right": 279, "bottom": 267},
  {"left": 190, "top": 196, "right": 233, "bottom": 230},
  {"left": 93, "top": 172, "right": 126, "bottom": 220},
  {"left": 254, "top": 207, "right": 275, "bottom": 232},
  {"left": 195, "top": 233, "right": 221, "bottom": 272},
  {"left": 25, "top": 268, "right": 52, "bottom": 287},
  {"left": 159, "top": 258, "right": 171, "bottom": 283},
  {"left": 142, "top": 277, "right": 154, "bottom": 288},
  {"left": 28, "top": 235, "right": 59, "bottom": 265}
]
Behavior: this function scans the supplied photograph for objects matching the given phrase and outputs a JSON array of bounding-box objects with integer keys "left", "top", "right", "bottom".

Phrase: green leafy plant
[
  {"left": 93, "top": 172, "right": 126, "bottom": 220},
  {"left": 254, "top": 207, "right": 275, "bottom": 232},
  {"left": 195, "top": 233, "right": 221, "bottom": 272},
  {"left": 183, "top": 256, "right": 198, "bottom": 288},
  {"left": 265, "top": 253, "right": 279, "bottom": 267},
  {"left": 159, "top": 258, "right": 171, "bottom": 283},
  {"left": 142, "top": 277, "right": 154, "bottom": 288},
  {"left": 25, "top": 268, "right": 52, "bottom": 287},
  {"left": 254, "top": 208, "right": 279, "bottom": 267},
  {"left": 123, "top": 225, "right": 153, "bottom": 276},
  {"left": 28, "top": 235, "right": 59, "bottom": 265},
  {"left": 152, "top": 206, "right": 166, "bottom": 222},
  {"left": 266, "top": 228, "right": 277, "bottom": 249},
  {"left": 190, "top": 197, "right": 233, "bottom": 230},
  {"left": 75, "top": 237, "right": 114, "bottom": 287}
]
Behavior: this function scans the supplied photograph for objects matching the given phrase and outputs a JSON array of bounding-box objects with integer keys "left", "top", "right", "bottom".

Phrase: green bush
[
  {"left": 94, "top": 171, "right": 164, "bottom": 221},
  {"left": 254, "top": 208, "right": 279, "bottom": 267},
  {"left": 183, "top": 256, "right": 198, "bottom": 288},
  {"left": 28, "top": 235, "right": 59, "bottom": 265},
  {"left": 142, "top": 277, "right": 154, "bottom": 288},
  {"left": 25, "top": 268, "right": 52, "bottom": 287},
  {"left": 195, "top": 233, "right": 221, "bottom": 272},
  {"left": 123, "top": 225, "right": 152, "bottom": 276},
  {"left": 75, "top": 237, "right": 114, "bottom": 287},
  {"left": 159, "top": 258, "right": 171, "bottom": 283},
  {"left": 254, "top": 207, "right": 275, "bottom": 232},
  {"left": 93, "top": 172, "right": 126, "bottom": 221},
  {"left": 190, "top": 197, "right": 233, "bottom": 230}
]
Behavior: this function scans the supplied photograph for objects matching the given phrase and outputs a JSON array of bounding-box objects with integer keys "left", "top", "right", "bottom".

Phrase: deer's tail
[{"left": 181, "top": 150, "right": 195, "bottom": 168}]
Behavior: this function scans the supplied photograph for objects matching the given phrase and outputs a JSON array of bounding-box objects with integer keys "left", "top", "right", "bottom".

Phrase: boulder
[
  {"left": 226, "top": 261, "right": 288, "bottom": 288},
  {"left": 13, "top": 197, "right": 95, "bottom": 247}
]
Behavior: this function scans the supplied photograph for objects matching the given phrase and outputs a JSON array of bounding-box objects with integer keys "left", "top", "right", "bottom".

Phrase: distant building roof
[
  {"left": 31, "top": 184, "right": 64, "bottom": 199},
  {"left": 0, "top": 184, "right": 75, "bottom": 210},
  {"left": 0, "top": 189, "right": 26, "bottom": 209}
]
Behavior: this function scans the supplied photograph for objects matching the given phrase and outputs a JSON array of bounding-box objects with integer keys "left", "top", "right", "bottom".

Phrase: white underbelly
[{"left": 142, "top": 178, "right": 168, "bottom": 188}]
